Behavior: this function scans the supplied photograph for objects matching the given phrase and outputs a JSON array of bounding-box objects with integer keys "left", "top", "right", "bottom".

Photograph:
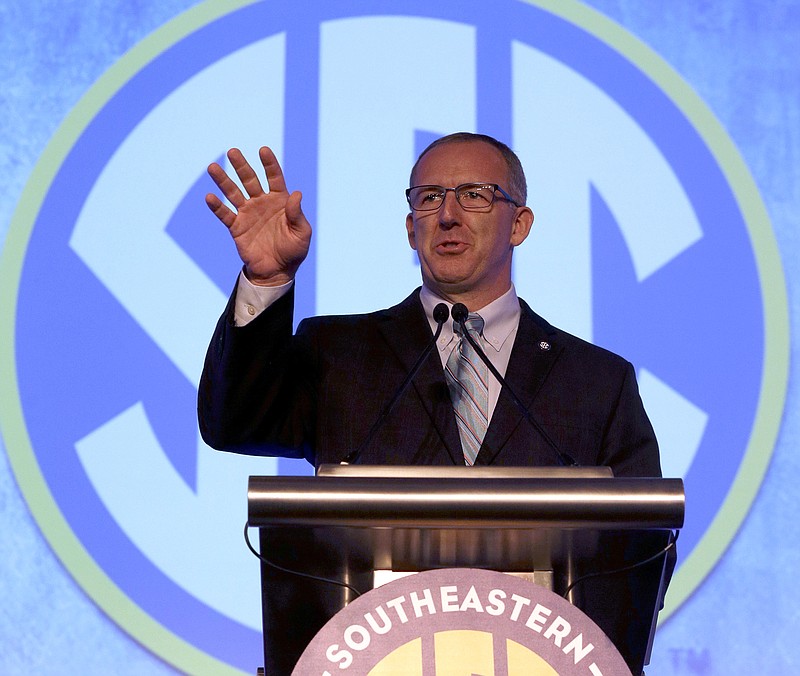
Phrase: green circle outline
[{"left": 0, "top": 0, "right": 789, "bottom": 671}]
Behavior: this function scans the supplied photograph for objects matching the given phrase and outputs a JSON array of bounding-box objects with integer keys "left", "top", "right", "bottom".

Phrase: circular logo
[
  {"left": 0, "top": 0, "right": 788, "bottom": 673},
  {"left": 295, "top": 569, "right": 630, "bottom": 675}
]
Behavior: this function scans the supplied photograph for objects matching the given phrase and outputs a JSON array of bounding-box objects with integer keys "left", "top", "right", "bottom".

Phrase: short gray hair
[{"left": 409, "top": 132, "right": 527, "bottom": 205}]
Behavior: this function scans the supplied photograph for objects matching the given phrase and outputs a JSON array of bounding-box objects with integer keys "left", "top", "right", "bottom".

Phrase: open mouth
[{"left": 436, "top": 240, "right": 468, "bottom": 253}]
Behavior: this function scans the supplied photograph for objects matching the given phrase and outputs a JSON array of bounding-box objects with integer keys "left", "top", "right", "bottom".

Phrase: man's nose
[{"left": 438, "top": 190, "right": 462, "bottom": 226}]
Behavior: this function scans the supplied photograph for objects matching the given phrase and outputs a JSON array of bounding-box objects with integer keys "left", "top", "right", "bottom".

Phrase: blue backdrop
[{"left": 1, "top": 1, "right": 797, "bottom": 674}]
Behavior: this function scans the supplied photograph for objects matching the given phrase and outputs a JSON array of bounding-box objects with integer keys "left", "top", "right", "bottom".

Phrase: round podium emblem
[{"left": 295, "top": 568, "right": 630, "bottom": 675}]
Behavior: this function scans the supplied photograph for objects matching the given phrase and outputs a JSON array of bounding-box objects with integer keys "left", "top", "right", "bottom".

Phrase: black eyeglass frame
[{"left": 405, "top": 183, "right": 521, "bottom": 212}]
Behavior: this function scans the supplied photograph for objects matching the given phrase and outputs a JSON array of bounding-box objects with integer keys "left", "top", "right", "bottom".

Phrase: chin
[
  {"left": 429, "top": 264, "right": 473, "bottom": 284},
  {"left": 429, "top": 274, "right": 469, "bottom": 289}
]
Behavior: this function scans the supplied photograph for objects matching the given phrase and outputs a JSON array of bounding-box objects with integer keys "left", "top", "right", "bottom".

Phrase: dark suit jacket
[
  {"left": 198, "top": 285, "right": 669, "bottom": 674},
  {"left": 199, "top": 285, "right": 661, "bottom": 477}
]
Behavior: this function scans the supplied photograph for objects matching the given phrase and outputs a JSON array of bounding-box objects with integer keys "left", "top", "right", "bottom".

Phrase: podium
[{"left": 248, "top": 466, "right": 684, "bottom": 675}]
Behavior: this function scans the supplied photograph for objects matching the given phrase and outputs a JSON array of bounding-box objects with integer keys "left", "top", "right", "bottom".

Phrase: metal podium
[{"left": 247, "top": 466, "right": 684, "bottom": 675}]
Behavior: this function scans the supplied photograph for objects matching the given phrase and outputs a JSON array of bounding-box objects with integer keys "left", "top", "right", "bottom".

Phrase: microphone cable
[
  {"left": 244, "top": 521, "right": 363, "bottom": 599},
  {"left": 561, "top": 529, "right": 679, "bottom": 600},
  {"left": 451, "top": 303, "right": 577, "bottom": 467},
  {"left": 340, "top": 302, "right": 449, "bottom": 465}
]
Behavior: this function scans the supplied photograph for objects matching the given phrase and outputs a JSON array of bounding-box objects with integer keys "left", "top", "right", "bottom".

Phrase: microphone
[
  {"left": 340, "top": 303, "right": 450, "bottom": 465},
  {"left": 451, "top": 303, "right": 578, "bottom": 467}
]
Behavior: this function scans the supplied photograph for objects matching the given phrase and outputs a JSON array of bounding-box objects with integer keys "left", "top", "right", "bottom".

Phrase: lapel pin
[{"left": 539, "top": 341, "right": 551, "bottom": 351}]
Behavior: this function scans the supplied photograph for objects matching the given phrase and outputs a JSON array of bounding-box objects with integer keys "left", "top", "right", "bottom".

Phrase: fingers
[
  {"left": 207, "top": 160, "right": 247, "bottom": 210},
  {"left": 227, "top": 147, "right": 266, "bottom": 199},
  {"left": 204, "top": 192, "right": 236, "bottom": 228},
  {"left": 259, "top": 146, "right": 288, "bottom": 194},
  {"left": 206, "top": 147, "right": 269, "bottom": 207},
  {"left": 207, "top": 146, "right": 287, "bottom": 209},
  {"left": 284, "top": 190, "right": 305, "bottom": 227},
  {"left": 205, "top": 146, "right": 296, "bottom": 233}
]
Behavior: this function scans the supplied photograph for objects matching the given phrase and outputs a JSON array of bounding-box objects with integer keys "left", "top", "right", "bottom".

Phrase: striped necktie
[{"left": 445, "top": 314, "right": 489, "bottom": 465}]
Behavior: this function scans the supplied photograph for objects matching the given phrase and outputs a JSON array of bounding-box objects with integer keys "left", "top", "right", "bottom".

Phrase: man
[
  {"left": 198, "top": 132, "right": 661, "bottom": 477},
  {"left": 198, "top": 133, "right": 669, "bottom": 674}
]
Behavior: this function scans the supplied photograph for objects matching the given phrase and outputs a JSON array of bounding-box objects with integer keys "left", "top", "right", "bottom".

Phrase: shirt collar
[{"left": 419, "top": 284, "right": 521, "bottom": 354}]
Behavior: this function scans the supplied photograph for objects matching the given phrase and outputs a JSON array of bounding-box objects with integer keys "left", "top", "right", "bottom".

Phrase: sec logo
[{"left": 0, "top": 0, "right": 787, "bottom": 673}]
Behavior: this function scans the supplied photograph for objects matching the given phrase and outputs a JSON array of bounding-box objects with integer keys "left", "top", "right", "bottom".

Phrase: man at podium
[
  {"left": 198, "top": 133, "right": 677, "bottom": 676},
  {"left": 198, "top": 132, "right": 662, "bottom": 479}
]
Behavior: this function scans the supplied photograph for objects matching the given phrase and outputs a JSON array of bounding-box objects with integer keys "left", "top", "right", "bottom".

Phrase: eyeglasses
[{"left": 406, "top": 183, "right": 520, "bottom": 212}]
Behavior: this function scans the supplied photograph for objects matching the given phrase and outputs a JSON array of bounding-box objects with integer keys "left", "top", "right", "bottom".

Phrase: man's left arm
[{"left": 599, "top": 362, "right": 662, "bottom": 478}]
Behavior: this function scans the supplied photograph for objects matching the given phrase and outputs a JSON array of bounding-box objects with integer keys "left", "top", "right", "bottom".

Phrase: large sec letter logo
[{"left": 0, "top": 0, "right": 788, "bottom": 673}]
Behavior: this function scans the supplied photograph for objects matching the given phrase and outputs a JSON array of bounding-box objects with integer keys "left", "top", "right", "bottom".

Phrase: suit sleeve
[
  {"left": 197, "top": 283, "right": 317, "bottom": 461},
  {"left": 588, "top": 361, "right": 676, "bottom": 673},
  {"left": 599, "top": 361, "right": 662, "bottom": 478}
]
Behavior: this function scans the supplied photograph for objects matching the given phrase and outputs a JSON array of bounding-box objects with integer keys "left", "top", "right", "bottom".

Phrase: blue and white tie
[{"left": 445, "top": 314, "right": 489, "bottom": 465}]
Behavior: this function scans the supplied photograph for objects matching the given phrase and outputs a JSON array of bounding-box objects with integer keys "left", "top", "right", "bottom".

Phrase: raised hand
[{"left": 205, "top": 146, "right": 312, "bottom": 286}]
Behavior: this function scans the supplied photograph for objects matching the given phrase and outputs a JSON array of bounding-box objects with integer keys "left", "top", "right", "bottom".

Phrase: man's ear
[
  {"left": 510, "top": 206, "right": 534, "bottom": 246},
  {"left": 405, "top": 213, "right": 418, "bottom": 250}
]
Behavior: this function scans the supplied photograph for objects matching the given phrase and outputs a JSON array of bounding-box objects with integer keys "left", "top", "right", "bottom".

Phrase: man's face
[{"left": 406, "top": 141, "right": 534, "bottom": 309}]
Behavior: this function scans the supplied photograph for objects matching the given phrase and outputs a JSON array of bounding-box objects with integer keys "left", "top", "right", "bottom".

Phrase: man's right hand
[{"left": 205, "top": 146, "right": 312, "bottom": 286}]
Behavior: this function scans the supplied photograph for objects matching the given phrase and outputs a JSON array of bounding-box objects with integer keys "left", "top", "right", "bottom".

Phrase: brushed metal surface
[{"left": 248, "top": 474, "right": 684, "bottom": 529}]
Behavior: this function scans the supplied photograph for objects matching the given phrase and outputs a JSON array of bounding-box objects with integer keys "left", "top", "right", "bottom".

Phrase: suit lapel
[
  {"left": 375, "top": 290, "right": 463, "bottom": 465},
  {"left": 477, "top": 299, "right": 562, "bottom": 465}
]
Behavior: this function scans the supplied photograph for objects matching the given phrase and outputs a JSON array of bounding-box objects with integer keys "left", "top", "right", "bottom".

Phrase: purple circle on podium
[{"left": 294, "top": 568, "right": 630, "bottom": 675}]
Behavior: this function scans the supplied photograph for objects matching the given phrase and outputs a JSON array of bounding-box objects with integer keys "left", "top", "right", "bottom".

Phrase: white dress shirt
[{"left": 419, "top": 284, "right": 521, "bottom": 422}]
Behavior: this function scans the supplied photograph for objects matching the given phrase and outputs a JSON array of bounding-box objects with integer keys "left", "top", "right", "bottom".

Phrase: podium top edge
[
  {"left": 247, "top": 471, "right": 685, "bottom": 530},
  {"left": 314, "top": 464, "right": 614, "bottom": 479}
]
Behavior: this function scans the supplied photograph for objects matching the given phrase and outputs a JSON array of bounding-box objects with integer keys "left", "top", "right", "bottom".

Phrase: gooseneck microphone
[
  {"left": 340, "top": 303, "right": 450, "bottom": 465},
  {"left": 451, "top": 303, "right": 578, "bottom": 467}
]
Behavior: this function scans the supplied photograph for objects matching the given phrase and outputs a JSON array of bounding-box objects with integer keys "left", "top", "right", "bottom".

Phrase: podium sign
[
  {"left": 248, "top": 467, "right": 683, "bottom": 674},
  {"left": 293, "top": 567, "right": 632, "bottom": 675}
]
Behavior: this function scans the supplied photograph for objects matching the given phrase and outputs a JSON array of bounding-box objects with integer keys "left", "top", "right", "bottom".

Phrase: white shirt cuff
[{"left": 234, "top": 270, "right": 293, "bottom": 326}]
